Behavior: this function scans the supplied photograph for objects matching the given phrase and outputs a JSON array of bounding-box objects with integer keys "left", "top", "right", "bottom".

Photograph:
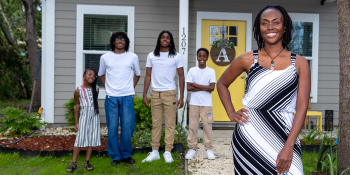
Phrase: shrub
[
  {"left": 63, "top": 97, "right": 77, "bottom": 126},
  {"left": 0, "top": 107, "right": 48, "bottom": 137},
  {"left": 134, "top": 95, "right": 152, "bottom": 129},
  {"left": 132, "top": 127, "right": 152, "bottom": 148}
]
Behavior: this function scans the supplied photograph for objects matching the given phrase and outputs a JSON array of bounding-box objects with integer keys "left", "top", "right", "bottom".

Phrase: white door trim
[{"left": 196, "top": 11, "right": 253, "bottom": 65}]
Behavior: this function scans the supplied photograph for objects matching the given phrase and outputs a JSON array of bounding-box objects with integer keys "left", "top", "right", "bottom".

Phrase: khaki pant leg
[
  {"left": 200, "top": 106, "right": 214, "bottom": 150},
  {"left": 187, "top": 105, "right": 200, "bottom": 150},
  {"left": 150, "top": 91, "right": 164, "bottom": 150},
  {"left": 162, "top": 90, "right": 177, "bottom": 152}
]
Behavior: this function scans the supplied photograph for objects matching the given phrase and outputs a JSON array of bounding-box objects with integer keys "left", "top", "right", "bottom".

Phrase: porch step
[{"left": 199, "top": 122, "right": 236, "bottom": 130}]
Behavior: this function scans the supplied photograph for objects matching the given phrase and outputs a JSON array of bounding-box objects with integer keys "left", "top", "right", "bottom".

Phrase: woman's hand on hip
[
  {"left": 276, "top": 145, "right": 293, "bottom": 175},
  {"left": 228, "top": 108, "right": 249, "bottom": 125}
]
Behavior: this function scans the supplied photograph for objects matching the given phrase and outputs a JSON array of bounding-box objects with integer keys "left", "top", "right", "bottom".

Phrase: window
[
  {"left": 288, "top": 13, "right": 319, "bottom": 103},
  {"left": 76, "top": 5, "right": 135, "bottom": 99},
  {"left": 209, "top": 25, "right": 238, "bottom": 46}
]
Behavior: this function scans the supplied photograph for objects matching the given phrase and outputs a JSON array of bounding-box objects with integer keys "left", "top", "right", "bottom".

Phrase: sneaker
[
  {"left": 163, "top": 152, "right": 174, "bottom": 163},
  {"left": 142, "top": 152, "right": 160, "bottom": 162},
  {"left": 205, "top": 150, "right": 215, "bottom": 160},
  {"left": 185, "top": 149, "right": 196, "bottom": 159}
]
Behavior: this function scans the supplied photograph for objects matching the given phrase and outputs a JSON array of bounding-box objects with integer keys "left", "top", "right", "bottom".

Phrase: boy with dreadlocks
[
  {"left": 98, "top": 32, "right": 141, "bottom": 166},
  {"left": 142, "top": 31, "right": 185, "bottom": 163}
]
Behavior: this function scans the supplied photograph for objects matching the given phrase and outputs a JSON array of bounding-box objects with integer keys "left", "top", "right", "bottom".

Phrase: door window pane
[
  {"left": 85, "top": 54, "right": 103, "bottom": 88},
  {"left": 84, "top": 14, "right": 128, "bottom": 51},
  {"left": 210, "top": 26, "right": 218, "bottom": 35},
  {"left": 288, "top": 22, "right": 313, "bottom": 57},
  {"left": 229, "top": 26, "right": 237, "bottom": 35},
  {"left": 219, "top": 26, "right": 228, "bottom": 35},
  {"left": 229, "top": 37, "right": 237, "bottom": 46},
  {"left": 210, "top": 36, "right": 218, "bottom": 45}
]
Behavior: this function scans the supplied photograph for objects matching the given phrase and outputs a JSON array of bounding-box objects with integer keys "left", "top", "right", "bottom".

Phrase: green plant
[
  {"left": 134, "top": 95, "right": 152, "bottom": 130},
  {"left": 63, "top": 97, "right": 76, "bottom": 126},
  {"left": 300, "top": 129, "right": 321, "bottom": 145},
  {"left": 132, "top": 127, "right": 152, "bottom": 149},
  {"left": 175, "top": 124, "right": 189, "bottom": 149},
  {"left": 212, "top": 39, "right": 235, "bottom": 49},
  {"left": 198, "top": 137, "right": 204, "bottom": 143},
  {"left": 0, "top": 107, "right": 48, "bottom": 137}
]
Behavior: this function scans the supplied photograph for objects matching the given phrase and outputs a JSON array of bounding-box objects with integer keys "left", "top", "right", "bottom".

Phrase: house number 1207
[{"left": 181, "top": 27, "right": 186, "bottom": 54}]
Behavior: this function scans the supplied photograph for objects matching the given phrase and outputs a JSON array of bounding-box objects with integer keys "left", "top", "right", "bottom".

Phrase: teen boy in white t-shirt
[
  {"left": 142, "top": 31, "right": 185, "bottom": 163},
  {"left": 185, "top": 48, "right": 216, "bottom": 160},
  {"left": 98, "top": 32, "right": 140, "bottom": 166}
]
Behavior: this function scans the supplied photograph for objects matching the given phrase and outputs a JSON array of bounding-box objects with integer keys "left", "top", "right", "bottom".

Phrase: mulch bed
[{"left": 0, "top": 135, "right": 108, "bottom": 152}]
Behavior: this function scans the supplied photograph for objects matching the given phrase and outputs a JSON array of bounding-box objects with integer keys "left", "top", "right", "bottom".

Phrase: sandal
[
  {"left": 66, "top": 162, "right": 77, "bottom": 172},
  {"left": 84, "top": 160, "right": 94, "bottom": 171}
]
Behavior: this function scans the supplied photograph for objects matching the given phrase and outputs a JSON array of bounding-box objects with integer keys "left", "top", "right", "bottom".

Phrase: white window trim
[
  {"left": 41, "top": 0, "right": 55, "bottom": 123},
  {"left": 289, "top": 13, "right": 319, "bottom": 103},
  {"left": 196, "top": 11, "right": 253, "bottom": 65},
  {"left": 76, "top": 5, "right": 135, "bottom": 99}
]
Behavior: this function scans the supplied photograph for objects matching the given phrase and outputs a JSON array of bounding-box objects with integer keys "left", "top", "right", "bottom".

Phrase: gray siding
[
  {"left": 54, "top": 0, "right": 340, "bottom": 127},
  {"left": 188, "top": 0, "right": 339, "bottom": 127},
  {"left": 54, "top": 0, "right": 179, "bottom": 123}
]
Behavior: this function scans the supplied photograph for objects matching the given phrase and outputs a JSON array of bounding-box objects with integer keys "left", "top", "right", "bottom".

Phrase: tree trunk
[
  {"left": 22, "top": 0, "right": 41, "bottom": 109},
  {"left": 337, "top": 0, "right": 350, "bottom": 174}
]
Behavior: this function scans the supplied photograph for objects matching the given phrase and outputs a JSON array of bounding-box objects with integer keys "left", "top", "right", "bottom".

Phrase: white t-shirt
[
  {"left": 98, "top": 51, "right": 140, "bottom": 97},
  {"left": 146, "top": 51, "right": 183, "bottom": 91},
  {"left": 186, "top": 66, "right": 216, "bottom": 106}
]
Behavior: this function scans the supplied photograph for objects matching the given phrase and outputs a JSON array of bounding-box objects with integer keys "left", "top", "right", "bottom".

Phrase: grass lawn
[
  {"left": 0, "top": 152, "right": 184, "bottom": 175},
  {"left": 302, "top": 150, "right": 318, "bottom": 174}
]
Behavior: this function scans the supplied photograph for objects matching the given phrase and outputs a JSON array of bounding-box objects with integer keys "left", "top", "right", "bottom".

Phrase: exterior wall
[
  {"left": 54, "top": 0, "right": 179, "bottom": 123},
  {"left": 188, "top": 0, "right": 339, "bottom": 127}
]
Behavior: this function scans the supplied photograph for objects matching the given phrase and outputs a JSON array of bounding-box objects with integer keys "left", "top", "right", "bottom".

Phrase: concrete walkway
[{"left": 187, "top": 138, "right": 234, "bottom": 175}]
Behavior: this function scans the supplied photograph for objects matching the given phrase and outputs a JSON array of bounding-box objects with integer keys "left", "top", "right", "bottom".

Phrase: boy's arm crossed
[
  {"left": 192, "top": 83, "right": 215, "bottom": 93},
  {"left": 187, "top": 82, "right": 215, "bottom": 93}
]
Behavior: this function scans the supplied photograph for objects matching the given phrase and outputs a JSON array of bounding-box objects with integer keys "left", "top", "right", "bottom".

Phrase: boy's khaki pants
[
  {"left": 187, "top": 105, "right": 214, "bottom": 150},
  {"left": 150, "top": 90, "right": 177, "bottom": 152}
]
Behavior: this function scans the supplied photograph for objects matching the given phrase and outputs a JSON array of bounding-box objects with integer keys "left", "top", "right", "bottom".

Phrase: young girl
[{"left": 66, "top": 69, "right": 101, "bottom": 172}]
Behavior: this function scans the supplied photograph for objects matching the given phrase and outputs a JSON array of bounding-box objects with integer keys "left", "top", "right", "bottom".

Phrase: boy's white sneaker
[
  {"left": 185, "top": 149, "right": 196, "bottom": 159},
  {"left": 163, "top": 151, "right": 174, "bottom": 163},
  {"left": 205, "top": 150, "right": 215, "bottom": 160},
  {"left": 142, "top": 152, "right": 160, "bottom": 162}
]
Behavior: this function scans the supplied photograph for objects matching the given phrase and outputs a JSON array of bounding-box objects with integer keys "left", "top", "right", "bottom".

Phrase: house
[{"left": 41, "top": 0, "right": 339, "bottom": 129}]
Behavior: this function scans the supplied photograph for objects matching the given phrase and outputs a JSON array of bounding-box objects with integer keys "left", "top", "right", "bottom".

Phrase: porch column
[
  {"left": 41, "top": 0, "right": 55, "bottom": 124},
  {"left": 178, "top": 0, "right": 189, "bottom": 128}
]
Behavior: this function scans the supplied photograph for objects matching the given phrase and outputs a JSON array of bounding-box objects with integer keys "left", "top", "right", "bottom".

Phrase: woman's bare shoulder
[{"left": 235, "top": 51, "right": 255, "bottom": 62}]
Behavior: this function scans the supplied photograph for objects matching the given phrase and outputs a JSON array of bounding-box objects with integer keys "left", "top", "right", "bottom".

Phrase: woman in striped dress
[
  {"left": 217, "top": 5, "right": 311, "bottom": 175},
  {"left": 66, "top": 69, "right": 101, "bottom": 172}
]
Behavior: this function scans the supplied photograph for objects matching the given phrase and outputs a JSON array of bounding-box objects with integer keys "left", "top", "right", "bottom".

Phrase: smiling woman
[{"left": 217, "top": 5, "right": 311, "bottom": 175}]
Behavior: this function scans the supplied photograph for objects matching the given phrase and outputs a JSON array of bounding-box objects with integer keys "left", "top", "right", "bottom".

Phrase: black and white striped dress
[
  {"left": 74, "top": 86, "right": 101, "bottom": 147},
  {"left": 231, "top": 50, "right": 303, "bottom": 174}
]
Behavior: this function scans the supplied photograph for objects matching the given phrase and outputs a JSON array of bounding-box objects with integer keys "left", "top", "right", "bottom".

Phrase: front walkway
[{"left": 188, "top": 138, "right": 234, "bottom": 175}]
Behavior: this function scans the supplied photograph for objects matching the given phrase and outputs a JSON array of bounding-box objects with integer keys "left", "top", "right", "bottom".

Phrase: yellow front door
[{"left": 201, "top": 20, "right": 246, "bottom": 121}]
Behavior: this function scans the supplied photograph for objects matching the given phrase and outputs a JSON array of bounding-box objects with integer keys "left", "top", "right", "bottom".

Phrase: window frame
[
  {"left": 289, "top": 13, "right": 319, "bottom": 103},
  {"left": 76, "top": 5, "right": 135, "bottom": 99}
]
